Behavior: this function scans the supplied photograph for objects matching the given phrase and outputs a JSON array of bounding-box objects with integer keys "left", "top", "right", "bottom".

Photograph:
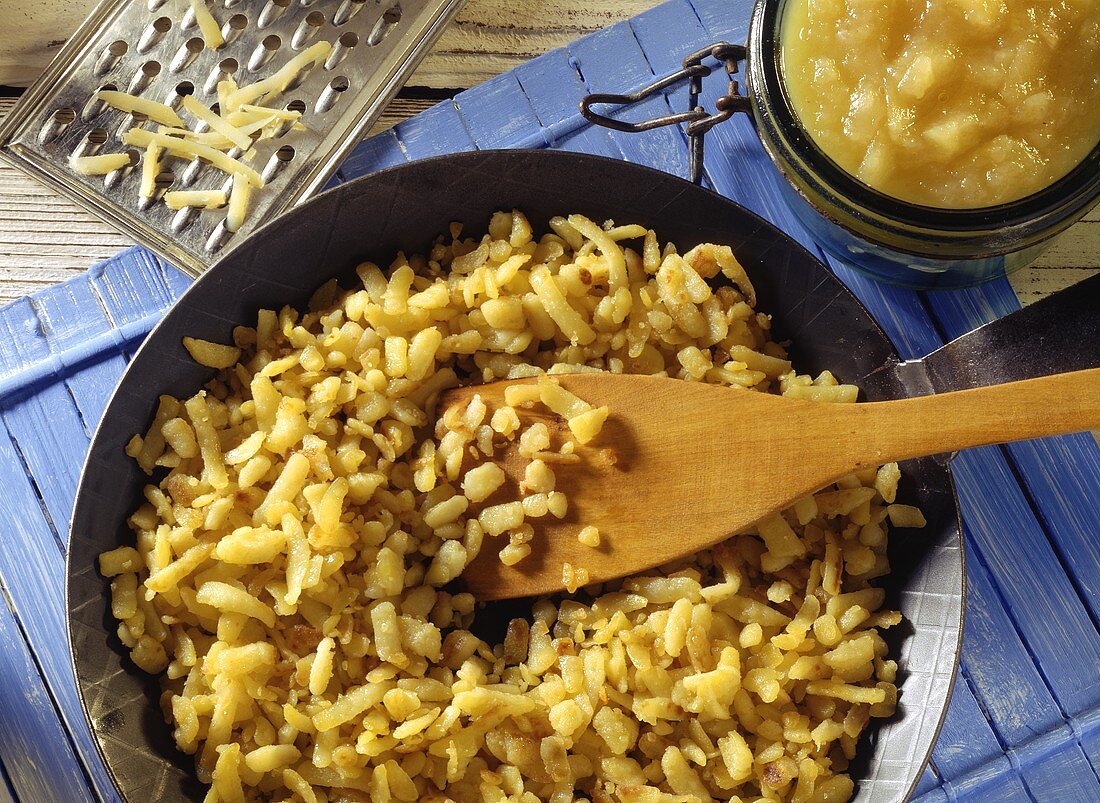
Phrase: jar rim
[{"left": 748, "top": 0, "right": 1100, "bottom": 238}]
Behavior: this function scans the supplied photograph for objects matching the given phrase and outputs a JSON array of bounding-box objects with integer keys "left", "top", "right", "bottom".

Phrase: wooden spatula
[{"left": 439, "top": 368, "right": 1100, "bottom": 600}]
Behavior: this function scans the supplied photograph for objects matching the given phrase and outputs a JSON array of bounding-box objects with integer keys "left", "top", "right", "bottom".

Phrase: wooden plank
[
  {"left": 413, "top": 0, "right": 664, "bottom": 87},
  {"left": 0, "top": 95, "right": 435, "bottom": 304},
  {"left": 332, "top": 128, "right": 409, "bottom": 183},
  {"left": 0, "top": 300, "right": 87, "bottom": 527},
  {"left": 450, "top": 71, "right": 547, "bottom": 150},
  {"left": 913, "top": 787, "right": 950, "bottom": 803},
  {"left": 913, "top": 765, "right": 943, "bottom": 798},
  {"left": 513, "top": 48, "right": 626, "bottom": 159},
  {"left": 30, "top": 273, "right": 131, "bottom": 436},
  {"left": 961, "top": 552, "right": 1069, "bottom": 742},
  {"left": 87, "top": 248, "right": 179, "bottom": 347},
  {"left": 0, "top": 3, "right": 1096, "bottom": 801},
  {"left": 0, "top": 413, "right": 115, "bottom": 801},
  {"left": 566, "top": 20, "right": 691, "bottom": 180},
  {"left": 961, "top": 544, "right": 1100, "bottom": 788},
  {"left": 3, "top": 6, "right": 1099, "bottom": 308},
  {"left": 953, "top": 447, "right": 1100, "bottom": 717},
  {"left": 0, "top": 0, "right": 664, "bottom": 91},
  {"left": 389, "top": 100, "right": 476, "bottom": 160},
  {"left": 928, "top": 669, "right": 1023, "bottom": 789},
  {"left": 0, "top": 276, "right": 173, "bottom": 803},
  {"left": 0, "top": 583, "right": 97, "bottom": 802},
  {"left": 926, "top": 281, "right": 1100, "bottom": 626}
]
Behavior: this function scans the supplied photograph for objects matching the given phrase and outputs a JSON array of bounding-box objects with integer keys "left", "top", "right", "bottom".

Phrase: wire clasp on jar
[{"left": 579, "top": 42, "right": 752, "bottom": 185}]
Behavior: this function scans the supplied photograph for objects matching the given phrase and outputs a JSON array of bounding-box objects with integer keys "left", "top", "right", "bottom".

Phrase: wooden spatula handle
[{"left": 839, "top": 367, "right": 1100, "bottom": 469}]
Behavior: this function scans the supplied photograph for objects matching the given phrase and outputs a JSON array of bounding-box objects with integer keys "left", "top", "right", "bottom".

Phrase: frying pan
[{"left": 65, "top": 149, "right": 1099, "bottom": 802}]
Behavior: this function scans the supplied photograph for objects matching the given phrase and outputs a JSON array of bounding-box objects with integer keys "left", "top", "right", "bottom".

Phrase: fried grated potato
[{"left": 102, "top": 211, "right": 914, "bottom": 803}]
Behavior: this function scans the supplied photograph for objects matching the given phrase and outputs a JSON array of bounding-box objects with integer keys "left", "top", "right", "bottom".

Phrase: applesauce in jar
[{"left": 779, "top": 0, "right": 1100, "bottom": 208}]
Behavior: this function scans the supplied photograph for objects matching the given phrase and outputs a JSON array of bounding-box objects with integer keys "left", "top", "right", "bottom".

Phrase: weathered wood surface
[
  {"left": 0, "top": 0, "right": 670, "bottom": 303},
  {"left": 0, "top": 0, "right": 662, "bottom": 90},
  {"left": 0, "top": 1, "right": 1097, "bottom": 801},
  {"left": 0, "top": 90, "right": 1095, "bottom": 304},
  {"left": 0, "top": 96, "right": 436, "bottom": 300},
  {"left": 0, "top": 0, "right": 1095, "bottom": 305}
]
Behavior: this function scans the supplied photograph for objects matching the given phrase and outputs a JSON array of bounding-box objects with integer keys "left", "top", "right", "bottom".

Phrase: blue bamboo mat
[{"left": 1, "top": 0, "right": 1098, "bottom": 800}]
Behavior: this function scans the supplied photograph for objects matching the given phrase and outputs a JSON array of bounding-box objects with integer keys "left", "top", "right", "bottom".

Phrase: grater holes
[
  {"left": 80, "top": 84, "right": 116, "bottom": 122},
  {"left": 266, "top": 99, "right": 305, "bottom": 137},
  {"left": 138, "top": 17, "right": 172, "bottom": 54},
  {"left": 282, "top": 60, "right": 316, "bottom": 94},
  {"left": 204, "top": 59, "right": 239, "bottom": 95},
  {"left": 180, "top": 6, "right": 196, "bottom": 31},
  {"left": 147, "top": 0, "right": 168, "bottom": 10},
  {"left": 205, "top": 220, "right": 233, "bottom": 253},
  {"left": 181, "top": 158, "right": 205, "bottom": 187},
  {"left": 73, "top": 128, "right": 109, "bottom": 159},
  {"left": 334, "top": 0, "right": 366, "bottom": 26},
  {"left": 284, "top": 100, "right": 307, "bottom": 131},
  {"left": 171, "top": 37, "right": 205, "bottom": 73},
  {"left": 117, "top": 111, "right": 148, "bottom": 140},
  {"left": 127, "top": 61, "right": 162, "bottom": 95},
  {"left": 171, "top": 206, "right": 200, "bottom": 233},
  {"left": 104, "top": 149, "right": 141, "bottom": 190},
  {"left": 248, "top": 35, "right": 282, "bottom": 72},
  {"left": 315, "top": 76, "right": 349, "bottom": 113},
  {"left": 93, "top": 40, "right": 128, "bottom": 77},
  {"left": 222, "top": 13, "right": 248, "bottom": 45},
  {"left": 39, "top": 108, "right": 77, "bottom": 145},
  {"left": 292, "top": 11, "right": 326, "bottom": 49},
  {"left": 258, "top": 0, "right": 293, "bottom": 30},
  {"left": 261, "top": 145, "right": 294, "bottom": 181},
  {"left": 325, "top": 31, "right": 358, "bottom": 69},
  {"left": 165, "top": 81, "right": 196, "bottom": 115},
  {"left": 138, "top": 171, "right": 174, "bottom": 210},
  {"left": 368, "top": 4, "right": 402, "bottom": 46}
]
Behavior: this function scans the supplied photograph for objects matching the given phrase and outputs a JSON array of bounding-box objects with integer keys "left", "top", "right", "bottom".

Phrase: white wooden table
[{"left": 0, "top": 0, "right": 1096, "bottom": 305}]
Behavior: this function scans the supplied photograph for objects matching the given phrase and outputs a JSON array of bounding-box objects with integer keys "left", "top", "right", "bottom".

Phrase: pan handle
[{"left": 882, "top": 273, "right": 1100, "bottom": 396}]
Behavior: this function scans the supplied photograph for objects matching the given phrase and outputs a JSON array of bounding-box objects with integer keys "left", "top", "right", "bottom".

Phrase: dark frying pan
[{"left": 65, "top": 149, "right": 1098, "bottom": 802}]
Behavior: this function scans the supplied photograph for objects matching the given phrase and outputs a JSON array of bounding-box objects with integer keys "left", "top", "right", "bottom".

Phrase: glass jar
[{"left": 745, "top": 0, "right": 1100, "bottom": 289}]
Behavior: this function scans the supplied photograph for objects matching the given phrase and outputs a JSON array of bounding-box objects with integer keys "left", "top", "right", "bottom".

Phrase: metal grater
[{"left": 0, "top": 0, "right": 463, "bottom": 276}]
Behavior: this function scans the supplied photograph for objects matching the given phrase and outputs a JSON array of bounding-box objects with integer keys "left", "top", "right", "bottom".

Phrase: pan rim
[{"left": 65, "top": 147, "right": 966, "bottom": 802}]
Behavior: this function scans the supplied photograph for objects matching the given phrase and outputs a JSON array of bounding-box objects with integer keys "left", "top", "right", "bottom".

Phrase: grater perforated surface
[{"left": 0, "top": 0, "right": 463, "bottom": 277}]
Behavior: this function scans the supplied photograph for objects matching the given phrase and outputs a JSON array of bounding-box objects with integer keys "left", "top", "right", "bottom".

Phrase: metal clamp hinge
[{"left": 579, "top": 42, "right": 752, "bottom": 185}]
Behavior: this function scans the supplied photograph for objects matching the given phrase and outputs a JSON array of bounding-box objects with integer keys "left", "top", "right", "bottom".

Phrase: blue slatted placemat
[{"left": 1, "top": 0, "right": 1098, "bottom": 800}]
